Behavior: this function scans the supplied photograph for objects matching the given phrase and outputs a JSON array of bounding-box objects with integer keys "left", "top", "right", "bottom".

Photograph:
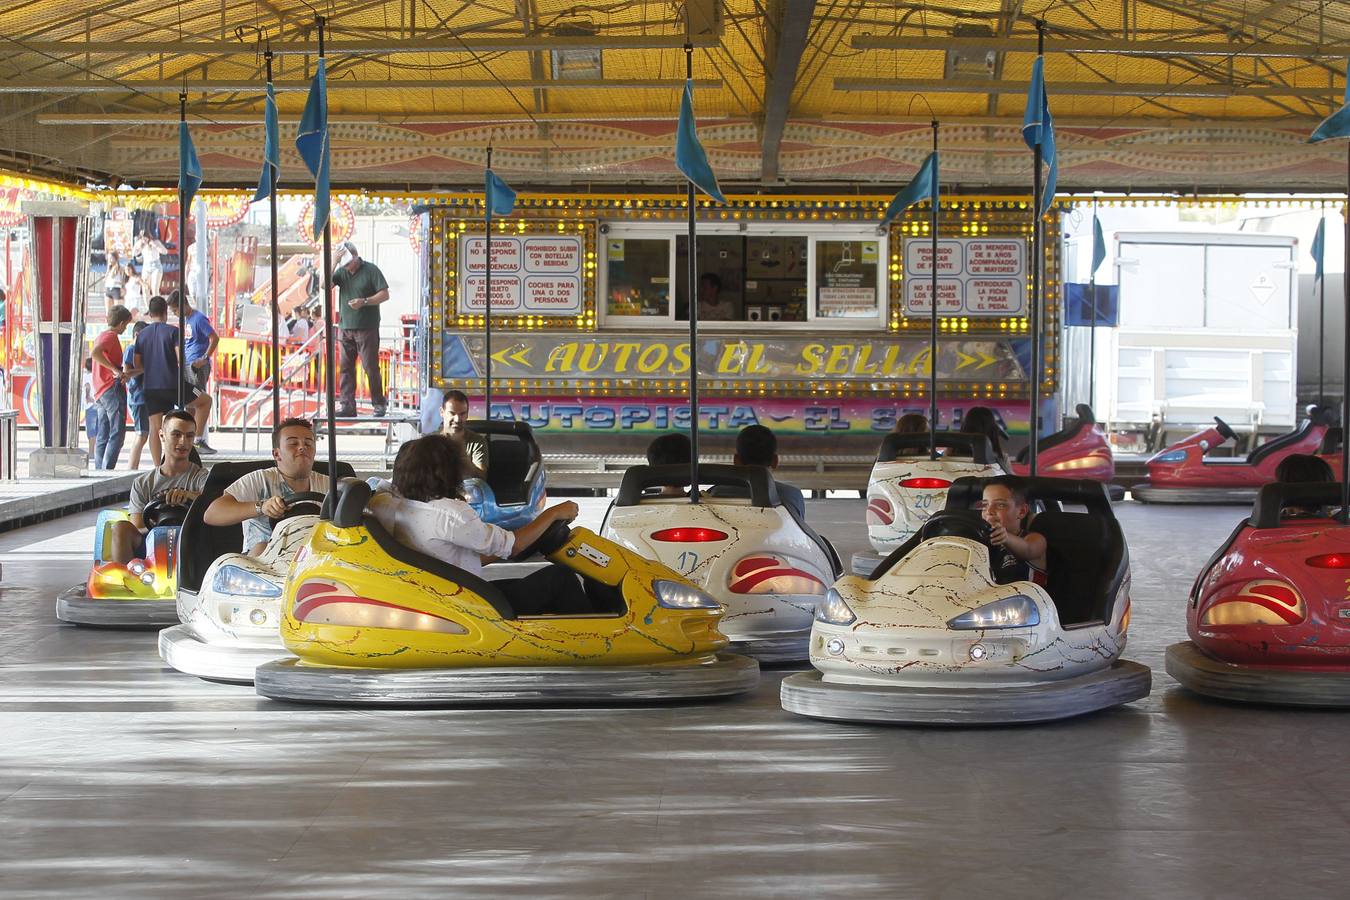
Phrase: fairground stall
[{"left": 425, "top": 192, "right": 1057, "bottom": 459}]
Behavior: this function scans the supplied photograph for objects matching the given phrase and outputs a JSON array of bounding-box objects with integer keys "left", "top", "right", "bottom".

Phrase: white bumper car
[
  {"left": 158, "top": 460, "right": 352, "bottom": 684},
  {"left": 852, "top": 433, "right": 1002, "bottom": 575},
  {"left": 601, "top": 464, "right": 842, "bottom": 663},
  {"left": 783, "top": 476, "right": 1151, "bottom": 724}
]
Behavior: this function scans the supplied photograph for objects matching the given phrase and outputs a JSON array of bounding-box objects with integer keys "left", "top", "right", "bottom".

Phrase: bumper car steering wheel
[
  {"left": 1213, "top": 416, "right": 1237, "bottom": 442},
  {"left": 511, "top": 519, "right": 572, "bottom": 561},
  {"left": 142, "top": 498, "right": 192, "bottom": 530},
  {"left": 269, "top": 491, "right": 327, "bottom": 526},
  {"left": 917, "top": 511, "right": 992, "bottom": 545}
]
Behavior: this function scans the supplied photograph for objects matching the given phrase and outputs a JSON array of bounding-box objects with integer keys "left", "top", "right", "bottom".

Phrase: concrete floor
[{"left": 2, "top": 499, "right": 1349, "bottom": 899}]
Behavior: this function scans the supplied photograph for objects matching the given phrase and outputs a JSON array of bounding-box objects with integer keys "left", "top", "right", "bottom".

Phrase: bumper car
[
  {"left": 600, "top": 464, "right": 842, "bottom": 663},
  {"left": 1133, "top": 407, "right": 1331, "bottom": 504},
  {"left": 159, "top": 460, "right": 353, "bottom": 683},
  {"left": 56, "top": 498, "right": 191, "bottom": 628},
  {"left": 782, "top": 476, "right": 1151, "bottom": 725},
  {"left": 253, "top": 479, "right": 758, "bottom": 706},
  {"left": 852, "top": 432, "right": 1001, "bottom": 575},
  {"left": 1165, "top": 481, "right": 1350, "bottom": 706},
  {"left": 1009, "top": 404, "right": 1122, "bottom": 499},
  {"left": 464, "top": 419, "right": 547, "bottom": 529}
]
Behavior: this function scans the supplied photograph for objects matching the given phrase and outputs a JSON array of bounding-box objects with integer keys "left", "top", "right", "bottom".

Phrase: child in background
[
  {"left": 82, "top": 357, "right": 98, "bottom": 464},
  {"left": 124, "top": 321, "right": 149, "bottom": 469}
]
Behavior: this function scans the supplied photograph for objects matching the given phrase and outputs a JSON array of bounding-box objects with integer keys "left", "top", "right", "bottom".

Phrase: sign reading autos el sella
[{"left": 438, "top": 333, "right": 1028, "bottom": 383}]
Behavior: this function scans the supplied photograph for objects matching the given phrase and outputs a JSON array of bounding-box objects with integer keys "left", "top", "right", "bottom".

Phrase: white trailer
[{"left": 1066, "top": 231, "right": 1298, "bottom": 446}]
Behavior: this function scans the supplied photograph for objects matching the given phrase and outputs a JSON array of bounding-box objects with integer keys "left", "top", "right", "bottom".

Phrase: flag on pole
[
  {"left": 881, "top": 152, "right": 939, "bottom": 225},
  {"left": 1312, "top": 217, "right": 1327, "bottom": 283},
  {"left": 252, "top": 80, "right": 280, "bottom": 204},
  {"left": 1022, "top": 56, "right": 1057, "bottom": 216},
  {"left": 294, "top": 58, "right": 330, "bottom": 240},
  {"left": 675, "top": 79, "right": 726, "bottom": 203},
  {"left": 1091, "top": 214, "right": 1106, "bottom": 276},
  {"left": 178, "top": 120, "right": 202, "bottom": 210},
  {"left": 485, "top": 169, "right": 516, "bottom": 218},
  {"left": 1309, "top": 59, "right": 1350, "bottom": 142}
]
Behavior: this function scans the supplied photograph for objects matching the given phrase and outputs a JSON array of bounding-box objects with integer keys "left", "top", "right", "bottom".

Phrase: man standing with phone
[{"left": 332, "top": 241, "right": 390, "bottom": 418}]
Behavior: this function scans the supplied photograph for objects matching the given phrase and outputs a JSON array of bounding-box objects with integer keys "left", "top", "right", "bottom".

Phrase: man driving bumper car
[{"left": 56, "top": 411, "right": 207, "bottom": 628}]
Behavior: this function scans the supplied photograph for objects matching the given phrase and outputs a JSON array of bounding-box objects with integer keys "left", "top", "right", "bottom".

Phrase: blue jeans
[{"left": 93, "top": 385, "right": 126, "bottom": 469}]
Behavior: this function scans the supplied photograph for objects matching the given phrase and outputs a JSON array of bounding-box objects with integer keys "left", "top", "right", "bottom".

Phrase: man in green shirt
[{"left": 332, "top": 241, "right": 390, "bottom": 417}]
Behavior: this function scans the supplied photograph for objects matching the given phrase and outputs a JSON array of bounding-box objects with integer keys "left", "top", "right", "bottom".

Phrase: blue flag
[
  {"left": 881, "top": 152, "right": 938, "bottom": 225},
  {"left": 178, "top": 120, "right": 202, "bottom": 211},
  {"left": 1091, "top": 214, "right": 1106, "bottom": 276},
  {"left": 485, "top": 169, "right": 516, "bottom": 218},
  {"left": 675, "top": 79, "right": 726, "bottom": 203},
  {"left": 251, "top": 80, "right": 280, "bottom": 204},
  {"left": 294, "top": 59, "right": 330, "bottom": 241},
  {"left": 1312, "top": 217, "right": 1327, "bottom": 282},
  {"left": 1022, "top": 56, "right": 1057, "bottom": 216},
  {"left": 1309, "top": 59, "right": 1350, "bottom": 143}
]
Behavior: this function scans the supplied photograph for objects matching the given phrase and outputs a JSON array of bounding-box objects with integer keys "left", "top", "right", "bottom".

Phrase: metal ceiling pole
[
  {"left": 484, "top": 146, "right": 494, "bottom": 424},
  {"left": 318, "top": 16, "right": 338, "bottom": 484},
  {"left": 1341, "top": 147, "right": 1348, "bottom": 519},
  {"left": 929, "top": 119, "right": 939, "bottom": 462},
  {"left": 1028, "top": 24, "right": 1045, "bottom": 477},
  {"left": 1089, "top": 196, "right": 1098, "bottom": 412},
  {"left": 266, "top": 48, "right": 280, "bottom": 428},
  {"left": 1318, "top": 204, "right": 1326, "bottom": 407},
  {"left": 177, "top": 92, "right": 188, "bottom": 412},
  {"left": 685, "top": 42, "right": 700, "bottom": 504}
]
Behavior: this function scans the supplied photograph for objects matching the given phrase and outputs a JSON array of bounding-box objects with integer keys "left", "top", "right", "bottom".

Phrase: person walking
[
  {"left": 169, "top": 292, "right": 218, "bottom": 455},
  {"left": 331, "top": 242, "right": 390, "bottom": 417},
  {"left": 104, "top": 250, "right": 126, "bottom": 316},
  {"left": 123, "top": 321, "right": 149, "bottom": 469},
  {"left": 90, "top": 305, "right": 132, "bottom": 470},
  {"left": 133, "top": 295, "right": 204, "bottom": 466}
]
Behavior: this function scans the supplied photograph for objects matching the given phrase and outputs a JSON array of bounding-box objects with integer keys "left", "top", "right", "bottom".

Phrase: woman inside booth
[{"left": 368, "top": 435, "right": 591, "bottom": 615}]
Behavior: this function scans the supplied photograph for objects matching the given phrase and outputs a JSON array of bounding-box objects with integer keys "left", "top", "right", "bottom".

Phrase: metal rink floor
[{"left": 2, "top": 499, "right": 1348, "bottom": 899}]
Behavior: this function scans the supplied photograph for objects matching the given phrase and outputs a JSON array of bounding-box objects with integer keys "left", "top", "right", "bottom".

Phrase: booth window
[
  {"left": 815, "top": 240, "right": 880, "bottom": 319},
  {"left": 605, "top": 238, "right": 670, "bottom": 317},
  {"left": 675, "top": 235, "right": 808, "bottom": 322},
  {"left": 601, "top": 228, "right": 883, "bottom": 328}
]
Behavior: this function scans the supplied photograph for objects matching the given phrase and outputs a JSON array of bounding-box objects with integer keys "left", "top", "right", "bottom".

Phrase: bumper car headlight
[
  {"left": 654, "top": 579, "right": 721, "bottom": 610},
  {"left": 1152, "top": 449, "right": 1187, "bottom": 463},
  {"left": 815, "top": 588, "right": 856, "bottom": 626},
  {"left": 211, "top": 564, "right": 283, "bottom": 598},
  {"left": 128, "top": 560, "right": 147, "bottom": 576},
  {"left": 948, "top": 594, "right": 1040, "bottom": 630}
]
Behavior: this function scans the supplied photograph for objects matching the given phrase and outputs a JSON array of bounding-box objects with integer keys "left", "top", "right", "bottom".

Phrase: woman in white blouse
[{"left": 369, "top": 434, "right": 590, "bottom": 615}]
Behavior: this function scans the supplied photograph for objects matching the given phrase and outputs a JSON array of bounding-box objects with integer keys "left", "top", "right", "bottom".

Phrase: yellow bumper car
[{"left": 253, "top": 481, "right": 759, "bottom": 706}]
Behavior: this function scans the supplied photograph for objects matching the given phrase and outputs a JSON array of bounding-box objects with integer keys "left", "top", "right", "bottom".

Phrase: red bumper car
[
  {"left": 1010, "top": 404, "right": 1120, "bottom": 496},
  {"left": 1134, "top": 408, "right": 1332, "bottom": 504},
  {"left": 1166, "top": 481, "right": 1350, "bottom": 705}
]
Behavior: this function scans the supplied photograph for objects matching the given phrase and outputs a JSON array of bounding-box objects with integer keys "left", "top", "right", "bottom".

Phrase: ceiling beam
[
  {"left": 0, "top": 34, "right": 718, "bottom": 56},
  {"left": 36, "top": 112, "right": 1324, "bottom": 130},
  {"left": 835, "top": 77, "right": 1343, "bottom": 100},
  {"left": 760, "top": 0, "right": 817, "bottom": 183},
  {"left": 850, "top": 34, "right": 1350, "bottom": 59},
  {"left": 0, "top": 78, "right": 720, "bottom": 95}
]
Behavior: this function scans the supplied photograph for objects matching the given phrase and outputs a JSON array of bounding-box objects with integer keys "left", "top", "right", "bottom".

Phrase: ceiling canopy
[{"left": 2, "top": 1, "right": 1348, "bottom": 193}]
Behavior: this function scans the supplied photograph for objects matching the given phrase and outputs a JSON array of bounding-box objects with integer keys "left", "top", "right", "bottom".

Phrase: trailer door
[
  {"left": 1116, "top": 241, "right": 1205, "bottom": 328},
  {"left": 1203, "top": 243, "right": 1293, "bottom": 331}
]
